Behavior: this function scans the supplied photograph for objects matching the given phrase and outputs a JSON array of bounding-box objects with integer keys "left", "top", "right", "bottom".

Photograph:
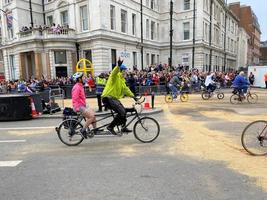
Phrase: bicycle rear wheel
[
  {"left": 180, "top": 93, "right": 189, "bottom": 102},
  {"left": 133, "top": 117, "right": 160, "bottom": 143},
  {"left": 241, "top": 120, "right": 267, "bottom": 156},
  {"left": 230, "top": 94, "right": 241, "bottom": 104},
  {"left": 57, "top": 119, "right": 84, "bottom": 146},
  {"left": 165, "top": 94, "right": 173, "bottom": 103},
  {"left": 247, "top": 93, "right": 258, "bottom": 104},
  {"left": 201, "top": 91, "right": 210, "bottom": 100}
]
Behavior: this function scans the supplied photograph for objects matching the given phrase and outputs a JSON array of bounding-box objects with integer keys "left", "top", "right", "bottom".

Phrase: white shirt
[{"left": 205, "top": 74, "right": 215, "bottom": 86}]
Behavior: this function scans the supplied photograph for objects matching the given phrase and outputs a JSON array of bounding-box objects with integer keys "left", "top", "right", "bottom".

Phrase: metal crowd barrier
[
  {"left": 136, "top": 85, "right": 168, "bottom": 95},
  {"left": 49, "top": 87, "right": 65, "bottom": 113}
]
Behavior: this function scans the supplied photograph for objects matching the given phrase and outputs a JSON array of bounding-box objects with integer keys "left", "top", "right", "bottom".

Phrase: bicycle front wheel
[
  {"left": 165, "top": 94, "right": 173, "bottom": 103},
  {"left": 180, "top": 93, "right": 189, "bottom": 102},
  {"left": 241, "top": 120, "right": 267, "bottom": 156},
  {"left": 230, "top": 94, "right": 241, "bottom": 104},
  {"left": 133, "top": 117, "right": 160, "bottom": 143},
  {"left": 57, "top": 119, "right": 84, "bottom": 146},
  {"left": 247, "top": 93, "right": 258, "bottom": 104}
]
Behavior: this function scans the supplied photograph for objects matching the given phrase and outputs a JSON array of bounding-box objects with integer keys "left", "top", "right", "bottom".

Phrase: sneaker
[
  {"left": 80, "top": 129, "right": 88, "bottom": 139},
  {"left": 121, "top": 127, "right": 132, "bottom": 133},
  {"left": 107, "top": 126, "right": 117, "bottom": 135}
]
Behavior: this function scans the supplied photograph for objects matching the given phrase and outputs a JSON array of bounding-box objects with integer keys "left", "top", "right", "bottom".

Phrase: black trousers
[
  {"left": 97, "top": 94, "right": 102, "bottom": 111},
  {"left": 102, "top": 96, "right": 126, "bottom": 128}
]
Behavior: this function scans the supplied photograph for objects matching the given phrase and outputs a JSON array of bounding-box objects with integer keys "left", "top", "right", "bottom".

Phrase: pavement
[{"left": 39, "top": 97, "right": 163, "bottom": 119}]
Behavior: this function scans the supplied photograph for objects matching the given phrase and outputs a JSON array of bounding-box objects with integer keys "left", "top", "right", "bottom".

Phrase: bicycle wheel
[
  {"left": 180, "top": 93, "right": 189, "bottom": 102},
  {"left": 57, "top": 119, "right": 84, "bottom": 146},
  {"left": 133, "top": 117, "right": 160, "bottom": 143},
  {"left": 217, "top": 93, "right": 224, "bottom": 100},
  {"left": 247, "top": 93, "right": 258, "bottom": 104},
  {"left": 241, "top": 120, "right": 267, "bottom": 156},
  {"left": 165, "top": 94, "right": 173, "bottom": 103},
  {"left": 201, "top": 91, "right": 210, "bottom": 100},
  {"left": 230, "top": 94, "right": 241, "bottom": 104}
]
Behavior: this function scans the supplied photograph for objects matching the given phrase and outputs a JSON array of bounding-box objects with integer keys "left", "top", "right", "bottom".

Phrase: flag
[{"left": 6, "top": 13, "right": 13, "bottom": 29}]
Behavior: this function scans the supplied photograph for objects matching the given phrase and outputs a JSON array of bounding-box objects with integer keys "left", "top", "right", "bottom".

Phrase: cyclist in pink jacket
[{"left": 72, "top": 72, "right": 96, "bottom": 138}]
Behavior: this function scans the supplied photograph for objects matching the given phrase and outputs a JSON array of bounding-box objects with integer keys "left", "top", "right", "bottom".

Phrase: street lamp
[
  {"left": 192, "top": 0, "right": 196, "bottom": 69},
  {"left": 209, "top": 0, "right": 214, "bottom": 72},
  {"left": 140, "top": 0, "right": 144, "bottom": 70},
  {"left": 223, "top": 0, "right": 228, "bottom": 72},
  {"left": 29, "top": 0, "right": 34, "bottom": 27},
  {"left": 169, "top": 0, "right": 173, "bottom": 68}
]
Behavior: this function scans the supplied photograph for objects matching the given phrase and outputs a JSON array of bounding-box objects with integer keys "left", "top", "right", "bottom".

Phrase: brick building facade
[
  {"left": 260, "top": 41, "right": 267, "bottom": 65},
  {"left": 229, "top": 2, "right": 261, "bottom": 66}
]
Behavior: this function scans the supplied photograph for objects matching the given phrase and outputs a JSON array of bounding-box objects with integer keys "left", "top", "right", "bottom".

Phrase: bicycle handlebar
[{"left": 133, "top": 96, "right": 145, "bottom": 104}]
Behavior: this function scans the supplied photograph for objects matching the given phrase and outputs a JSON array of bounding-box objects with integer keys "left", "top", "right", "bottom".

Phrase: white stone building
[
  {"left": 0, "top": 0, "right": 240, "bottom": 80},
  {"left": 236, "top": 27, "right": 249, "bottom": 69}
]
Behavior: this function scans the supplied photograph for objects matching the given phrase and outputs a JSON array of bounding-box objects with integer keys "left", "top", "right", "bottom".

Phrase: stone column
[
  {"left": 34, "top": 52, "right": 43, "bottom": 79},
  {"left": 19, "top": 53, "right": 26, "bottom": 80},
  {"left": 46, "top": 52, "right": 51, "bottom": 79},
  {"left": 71, "top": 52, "right": 77, "bottom": 74}
]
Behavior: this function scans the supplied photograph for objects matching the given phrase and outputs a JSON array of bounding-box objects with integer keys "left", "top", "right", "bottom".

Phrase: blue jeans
[
  {"left": 234, "top": 86, "right": 248, "bottom": 96},
  {"left": 168, "top": 84, "right": 178, "bottom": 98}
]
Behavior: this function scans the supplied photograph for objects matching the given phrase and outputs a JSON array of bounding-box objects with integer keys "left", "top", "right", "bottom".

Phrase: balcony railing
[
  {"left": 16, "top": 28, "right": 76, "bottom": 42},
  {"left": 43, "top": 28, "right": 76, "bottom": 39}
]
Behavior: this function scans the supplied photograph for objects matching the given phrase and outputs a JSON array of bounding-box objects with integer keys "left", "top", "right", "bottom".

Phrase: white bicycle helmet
[{"left": 73, "top": 72, "right": 84, "bottom": 81}]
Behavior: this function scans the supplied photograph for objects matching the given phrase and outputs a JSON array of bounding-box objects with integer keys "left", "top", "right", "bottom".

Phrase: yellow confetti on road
[{"left": 163, "top": 104, "right": 267, "bottom": 191}]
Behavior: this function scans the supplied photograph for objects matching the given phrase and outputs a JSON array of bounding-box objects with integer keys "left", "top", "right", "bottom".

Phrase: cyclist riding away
[
  {"left": 168, "top": 72, "right": 181, "bottom": 99},
  {"left": 232, "top": 71, "right": 249, "bottom": 97},
  {"left": 72, "top": 72, "right": 96, "bottom": 138},
  {"left": 102, "top": 59, "right": 136, "bottom": 135},
  {"left": 205, "top": 72, "right": 216, "bottom": 92}
]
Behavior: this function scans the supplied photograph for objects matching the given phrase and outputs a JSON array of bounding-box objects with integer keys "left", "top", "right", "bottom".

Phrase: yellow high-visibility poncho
[{"left": 101, "top": 66, "right": 134, "bottom": 99}]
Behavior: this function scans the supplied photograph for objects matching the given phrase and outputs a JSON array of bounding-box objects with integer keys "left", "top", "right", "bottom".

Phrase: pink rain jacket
[{"left": 72, "top": 83, "right": 86, "bottom": 112}]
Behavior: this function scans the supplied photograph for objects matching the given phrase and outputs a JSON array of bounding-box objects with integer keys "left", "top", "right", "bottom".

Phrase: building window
[
  {"left": 184, "top": 0, "right": 190, "bottom": 10},
  {"left": 47, "top": 15, "right": 53, "bottom": 26},
  {"left": 151, "top": 0, "right": 155, "bottom": 9},
  {"left": 121, "top": 9, "right": 127, "bottom": 33},
  {"left": 146, "top": 0, "right": 149, "bottom": 7},
  {"left": 80, "top": 5, "right": 88, "bottom": 31},
  {"left": 132, "top": 13, "right": 136, "bottom": 35},
  {"left": 157, "top": 23, "right": 159, "bottom": 40},
  {"left": 146, "top": 53, "right": 149, "bottom": 66},
  {"left": 146, "top": 19, "right": 149, "bottom": 39},
  {"left": 151, "top": 54, "right": 155, "bottom": 65},
  {"left": 54, "top": 51, "right": 67, "bottom": 64},
  {"left": 84, "top": 50, "right": 92, "bottom": 62},
  {"left": 110, "top": 5, "right": 115, "bottom": 30},
  {"left": 4, "top": 0, "right": 12, "bottom": 4},
  {"left": 111, "top": 49, "right": 117, "bottom": 69},
  {"left": 133, "top": 52, "right": 137, "bottom": 66},
  {"left": 60, "top": 10, "right": 68, "bottom": 26},
  {"left": 9, "top": 55, "right": 15, "bottom": 80},
  {"left": 151, "top": 21, "right": 155, "bottom": 40},
  {"left": 183, "top": 22, "right": 190, "bottom": 40}
]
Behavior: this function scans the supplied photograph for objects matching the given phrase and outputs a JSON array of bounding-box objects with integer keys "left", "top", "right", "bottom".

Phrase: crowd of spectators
[{"left": 0, "top": 63, "right": 241, "bottom": 95}]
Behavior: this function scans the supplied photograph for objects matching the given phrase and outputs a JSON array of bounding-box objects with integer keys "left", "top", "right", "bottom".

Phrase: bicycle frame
[{"left": 89, "top": 108, "right": 142, "bottom": 133}]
